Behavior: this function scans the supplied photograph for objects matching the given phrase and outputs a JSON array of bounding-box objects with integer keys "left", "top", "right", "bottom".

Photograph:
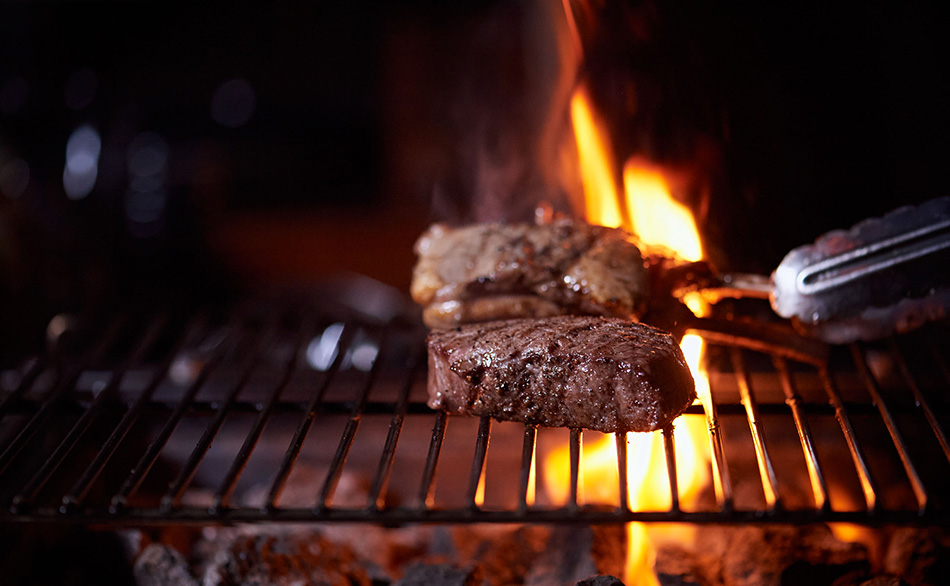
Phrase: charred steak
[
  {"left": 427, "top": 315, "right": 696, "bottom": 433},
  {"left": 411, "top": 219, "right": 649, "bottom": 328}
]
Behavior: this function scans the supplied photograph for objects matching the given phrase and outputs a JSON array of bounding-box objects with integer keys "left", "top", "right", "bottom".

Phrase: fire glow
[{"left": 543, "top": 86, "right": 713, "bottom": 584}]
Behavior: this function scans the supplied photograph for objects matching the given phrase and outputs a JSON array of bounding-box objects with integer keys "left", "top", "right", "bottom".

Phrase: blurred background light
[
  {"left": 63, "top": 124, "right": 101, "bottom": 199},
  {"left": 210, "top": 78, "right": 256, "bottom": 128}
]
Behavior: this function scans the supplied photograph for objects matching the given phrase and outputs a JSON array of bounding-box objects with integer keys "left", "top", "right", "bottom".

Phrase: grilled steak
[
  {"left": 427, "top": 315, "right": 696, "bottom": 432},
  {"left": 411, "top": 219, "right": 649, "bottom": 328}
]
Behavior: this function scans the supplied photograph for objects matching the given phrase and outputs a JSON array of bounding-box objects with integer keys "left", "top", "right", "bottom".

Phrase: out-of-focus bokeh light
[
  {"left": 0, "top": 76, "right": 28, "bottom": 115},
  {"left": 64, "top": 68, "right": 98, "bottom": 111},
  {"left": 0, "top": 157, "right": 30, "bottom": 199},
  {"left": 307, "top": 323, "right": 344, "bottom": 371},
  {"left": 125, "top": 132, "right": 169, "bottom": 238},
  {"left": 210, "top": 78, "right": 256, "bottom": 128},
  {"left": 63, "top": 124, "right": 101, "bottom": 199}
]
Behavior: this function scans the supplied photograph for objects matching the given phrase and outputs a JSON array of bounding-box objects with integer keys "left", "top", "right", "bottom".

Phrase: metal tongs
[{"left": 698, "top": 196, "right": 950, "bottom": 343}]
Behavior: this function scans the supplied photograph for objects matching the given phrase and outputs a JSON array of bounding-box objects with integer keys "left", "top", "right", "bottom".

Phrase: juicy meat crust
[
  {"left": 411, "top": 220, "right": 649, "bottom": 328},
  {"left": 426, "top": 316, "right": 696, "bottom": 433}
]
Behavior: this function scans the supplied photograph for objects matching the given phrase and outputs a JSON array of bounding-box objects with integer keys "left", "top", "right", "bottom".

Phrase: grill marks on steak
[
  {"left": 427, "top": 316, "right": 696, "bottom": 433},
  {"left": 411, "top": 220, "right": 649, "bottom": 328}
]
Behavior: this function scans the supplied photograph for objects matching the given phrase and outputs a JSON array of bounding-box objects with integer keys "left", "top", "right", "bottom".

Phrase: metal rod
[
  {"left": 211, "top": 318, "right": 311, "bottom": 513},
  {"left": 518, "top": 425, "right": 537, "bottom": 513},
  {"left": 616, "top": 433, "right": 629, "bottom": 513},
  {"left": 416, "top": 411, "right": 447, "bottom": 510},
  {"left": 110, "top": 326, "right": 237, "bottom": 513},
  {"left": 0, "top": 311, "right": 129, "bottom": 477},
  {"left": 159, "top": 319, "right": 280, "bottom": 513},
  {"left": 890, "top": 339, "right": 950, "bottom": 465},
  {"left": 730, "top": 347, "right": 781, "bottom": 512},
  {"left": 62, "top": 316, "right": 208, "bottom": 512},
  {"left": 662, "top": 426, "right": 680, "bottom": 512},
  {"left": 367, "top": 348, "right": 423, "bottom": 511},
  {"left": 568, "top": 428, "right": 581, "bottom": 512},
  {"left": 264, "top": 324, "right": 356, "bottom": 510},
  {"left": 0, "top": 356, "right": 46, "bottom": 421},
  {"left": 819, "top": 366, "right": 878, "bottom": 513},
  {"left": 465, "top": 416, "right": 492, "bottom": 510},
  {"left": 316, "top": 327, "right": 390, "bottom": 511},
  {"left": 697, "top": 378, "right": 733, "bottom": 513},
  {"left": 850, "top": 343, "right": 928, "bottom": 513},
  {"left": 11, "top": 310, "right": 171, "bottom": 512},
  {"left": 773, "top": 356, "right": 829, "bottom": 512}
]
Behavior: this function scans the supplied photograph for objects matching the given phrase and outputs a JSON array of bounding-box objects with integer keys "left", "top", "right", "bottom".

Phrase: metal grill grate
[{"left": 1, "top": 291, "right": 949, "bottom": 526}]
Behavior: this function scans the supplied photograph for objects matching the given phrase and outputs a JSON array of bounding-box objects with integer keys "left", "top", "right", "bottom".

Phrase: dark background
[{"left": 2, "top": 1, "right": 949, "bottom": 356}]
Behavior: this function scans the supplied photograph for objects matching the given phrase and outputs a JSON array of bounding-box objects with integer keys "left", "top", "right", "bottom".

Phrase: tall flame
[{"left": 543, "top": 86, "right": 713, "bottom": 585}]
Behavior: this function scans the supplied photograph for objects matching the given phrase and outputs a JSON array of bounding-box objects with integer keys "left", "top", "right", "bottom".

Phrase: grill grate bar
[
  {"left": 62, "top": 316, "right": 209, "bottom": 512},
  {"left": 662, "top": 426, "right": 679, "bottom": 512},
  {"left": 850, "top": 343, "right": 928, "bottom": 513},
  {"left": 265, "top": 323, "right": 356, "bottom": 509},
  {"left": 891, "top": 339, "right": 950, "bottom": 466},
  {"left": 568, "top": 428, "right": 582, "bottom": 512},
  {"left": 820, "top": 366, "right": 879, "bottom": 513},
  {"left": 695, "top": 369, "right": 733, "bottom": 513},
  {"left": 773, "top": 356, "right": 829, "bottom": 512},
  {"left": 11, "top": 310, "right": 172, "bottom": 512},
  {"left": 416, "top": 411, "right": 447, "bottom": 509},
  {"left": 160, "top": 317, "right": 281, "bottom": 512},
  {"left": 109, "top": 325, "right": 237, "bottom": 513},
  {"left": 465, "top": 416, "right": 492, "bottom": 510},
  {"left": 0, "top": 357, "right": 45, "bottom": 421},
  {"left": 616, "top": 433, "right": 630, "bottom": 513},
  {"left": 316, "top": 327, "right": 390, "bottom": 511},
  {"left": 212, "top": 318, "right": 312, "bottom": 512},
  {"left": 367, "top": 347, "right": 423, "bottom": 511},
  {"left": 0, "top": 311, "right": 129, "bottom": 477},
  {"left": 730, "top": 347, "right": 781, "bottom": 512},
  {"left": 517, "top": 424, "right": 537, "bottom": 513}
]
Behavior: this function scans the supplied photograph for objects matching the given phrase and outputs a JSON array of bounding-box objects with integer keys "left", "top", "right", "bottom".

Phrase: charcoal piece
[
  {"left": 393, "top": 562, "right": 480, "bottom": 586},
  {"left": 134, "top": 543, "right": 199, "bottom": 586},
  {"left": 830, "top": 573, "right": 909, "bottom": 586},
  {"left": 654, "top": 545, "right": 711, "bottom": 586},
  {"left": 450, "top": 525, "right": 549, "bottom": 586},
  {"left": 576, "top": 575, "right": 626, "bottom": 586},
  {"left": 427, "top": 315, "right": 696, "bottom": 433},
  {"left": 201, "top": 532, "right": 373, "bottom": 586},
  {"left": 883, "top": 527, "right": 950, "bottom": 586},
  {"left": 525, "top": 524, "right": 627, "bottom": 586}
]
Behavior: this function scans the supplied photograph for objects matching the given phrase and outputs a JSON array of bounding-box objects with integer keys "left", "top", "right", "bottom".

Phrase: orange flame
[{"left": 544, "top": 86, "right": 712, "bottom": 584}]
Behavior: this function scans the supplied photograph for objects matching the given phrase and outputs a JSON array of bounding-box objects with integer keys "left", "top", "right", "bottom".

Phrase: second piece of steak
[
  {"left": 427, "top": 316, "right": 696, "bottom": 433},
  {"left": 411, "top": 219, "right": 649, "bottom": 328}
]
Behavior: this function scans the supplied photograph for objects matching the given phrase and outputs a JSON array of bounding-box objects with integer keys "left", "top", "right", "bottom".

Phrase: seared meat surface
[
  {"left": 411, "top": 220, "right": 649, "bottom": 328},
  {"left": 427, "top": 316, "right": 696, "bottom": 432}
]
